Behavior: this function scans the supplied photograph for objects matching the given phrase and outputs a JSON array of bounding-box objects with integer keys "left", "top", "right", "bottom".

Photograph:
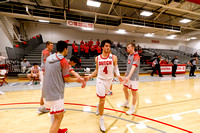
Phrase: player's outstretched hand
[
  {"left": 123, "top": 77, "right": 129, "bottom": 84},
  {"left": 81, "top": 81, "right": 86, "bottom": 88},
  {"left": 84, "top": 76, "right": 90, "bottom": 82},
  {"left": 118, "top": 76, "right": 124, "bottom": 84},
  {"left": 77, "top": 77, "right": 85, "bottom": 83}
]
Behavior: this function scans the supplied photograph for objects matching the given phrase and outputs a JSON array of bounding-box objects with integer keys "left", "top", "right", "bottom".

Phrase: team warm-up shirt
[
  {"left": 126, "top": 53, "right": 140, "bottom": 81},
  {"left": 31, "top": 66, "right": 41, "bottom": 74},
  {"left": 41, "top": 48, "right": 52, "bottom": 71},
  {"left": 42, "top": 53, "right": 73, "bottom": 101},
  {"left": 190, "top": 59, "right": 197, "bottom": 65},
  {"left": 21, "top": 61, "right": 30, "bottom": 68},
  {"left": 97, "top": 54, "right": 114, "bottom": 80},
  {"left": 171, "top": 58, "right": 179, "bottom": 65}
]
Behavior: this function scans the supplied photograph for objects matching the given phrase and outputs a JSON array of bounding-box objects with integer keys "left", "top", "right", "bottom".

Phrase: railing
[{"left": 5, "top": 59, "right": 21, "bottom": 76}]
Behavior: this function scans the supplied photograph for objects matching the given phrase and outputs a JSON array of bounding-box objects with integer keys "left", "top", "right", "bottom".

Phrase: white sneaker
[
  {"left": 121, "top": 102, "right": 130, "bottom": 108},
  {"left": 28, "top": 82, "right": 32, "bottom": 86},
  {"left": 0, "top": 91, "right": 5, "bottom": 95},
  {"left": 126, "top": 108, "right": 135, "bottom": 115},
  {"left": 96, "top": 104, "right": 99, "bottom": 115},
  {"left": 100, "top": 118, "right": 106, "bottom": 132},
  {"left": 37, "top": 106, "right": 50, "bottom": 114}
]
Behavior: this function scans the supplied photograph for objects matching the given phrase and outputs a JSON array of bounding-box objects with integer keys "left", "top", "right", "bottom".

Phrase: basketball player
[
  {"left": 38, "top": 41, "right": 53, "bottom": 114},
  {"left": 42, "top": 41, "right": 86, "bottom": 133},
  {"left": 84, "top": 39, "right": 124, "bottom": 132},
  {"left": 121, "top": 42, "right": 140, "bottom": 115}
]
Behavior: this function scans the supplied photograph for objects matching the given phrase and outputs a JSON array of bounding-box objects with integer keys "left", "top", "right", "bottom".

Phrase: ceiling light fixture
[
  {"left": 140, "top": 11, "right": 153, "bottom": 17},
  {"left": 116, "top": 29, "right": 126, "bottom": 34},
  {"left": 87, "top": 0, "right": 101, "bottom": 7},
  {"left": 144, "top": 33, "right": 154, "bottom": 37},
  {"left": 180, "top": 19, "right": 191, "bottom": 23},
  {"left": 190, "top": 37, "right": 197, "bottom": 40},
  {"left": 38, "top": 20, "right": 50, "bottom": 23},
  {"left": 166, "top": 35, "right": 177, "bottom": 39}
]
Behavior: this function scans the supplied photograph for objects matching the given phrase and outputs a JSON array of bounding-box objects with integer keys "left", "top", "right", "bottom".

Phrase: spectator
[
  {"left": 80, "top": 40, "right": 84, "bottom": 45},
  {"left": 73, "top": 44, "right": 78, "bottom": 57},
  {"left": 117, "top": 42, "right": 121, "bottom": 48},
  {"left": 80, "top": 43, "right": 85, "bottom": 57},
  {"left": 68, "top": 56, "right": 80, "bottom": 67},
  {"left": 27, "top": 63, "right": 41, "bottom": 85},
  {"left": 90, "top": 44, "right": 95, "bottom": 57},
  {"left": 96, "top": 39, "right": 100, "bottom": 46},
  {"left": 72, "top": 41, "right": 76, "bottom": 55},
  {"left": 75, "top": 56, "right": 82, "bottom": 68},
  {"left": 88, "top": 39, "right": 93, "bottom": 48},
  {"left": 95, "top": 40, "right": 100, "bottom": 56},
  {"left": 85, "top": 45, "right": 90, "bottom": 59},
  {"left": 193, "top": 52, "right": 199, "bottom": 57},
  {"left": 96, "top": 45, "right": 102, "bottom": 56},
  {"left": 111, "top": 42, "right": 115, "bottom": 48},
  {"left": 21, "top": 58, "right": 31, "bottom": 73}
]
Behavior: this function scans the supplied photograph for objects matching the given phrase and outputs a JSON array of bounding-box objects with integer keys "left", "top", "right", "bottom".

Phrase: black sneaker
[
  {"left": 172, "top": 75, "right": 176, "bottom": 77},
  {"left": 192, "top": 75, "right": 196, "bottom": 77},
  {"left": 159, "top": 75, "right": 163, "bottom": 77}
]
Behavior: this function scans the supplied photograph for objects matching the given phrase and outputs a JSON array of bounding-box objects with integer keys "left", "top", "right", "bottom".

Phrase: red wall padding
[{"left": 186, "top": 0, "right": 200, "bottom": 4}]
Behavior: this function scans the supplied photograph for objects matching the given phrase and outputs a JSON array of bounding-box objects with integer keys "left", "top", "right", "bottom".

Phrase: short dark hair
[
  {"left": 56, "top": 41, "right": 68, "bottom": 52},
  {"left": 46, "top": 41, "right": 52, "bottom": 46},
  {"left": 101, "top": 39, "right": 112, "bottom": 47},
  {"left": 70, "top": 56, "right": 79, "bottom": 64},
  {"left": 193, "top": 55, "right": 197, "bottom": 57},
  {"left": 33, "top": 63, "right": 38, "bottom": 66},
  {"left": 126, "top": 42, "right": 135, "bottom": 47}
]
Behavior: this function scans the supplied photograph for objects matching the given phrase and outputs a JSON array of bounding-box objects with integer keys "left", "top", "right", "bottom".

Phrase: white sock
[
  {"left": 40, "top": 105, "right": 45, "bottom": 109},
  {"left": 125, "top": 100, "right": 129, "bottom": 104},
  {"left": 100, "top": 115, "right": 104, "bottom": 120},
  {"left": 51, "top": 114, "right": 54, "bottom": 124},
  {"left": 130, "top": 105, "right": 135, "bottom": 110}
]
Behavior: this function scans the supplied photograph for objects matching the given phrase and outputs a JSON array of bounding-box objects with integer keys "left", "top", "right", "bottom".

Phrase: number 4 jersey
[{"left": 97, "top": 54, "right": 114, "bottom": 80}]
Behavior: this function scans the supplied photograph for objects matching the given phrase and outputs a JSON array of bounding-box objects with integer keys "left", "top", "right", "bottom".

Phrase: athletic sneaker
[
  {"left": 100, "top": 118, "right": 106, "bottom": 132},
  {"left": 107, "top": 91, "right": 113, "bottom": 95},
  {"left": 121, "top": 102, "right": 130, "bottom": 108},
  {"left": 0, "top": 91, "right": 5, "bottom": 95},
  {"left": 126, "top": 108, "right": 135, "bottom": 115},
  {"left": 58, "top": 128, "right": 68, "bottom": 133},
  {"left": 37, "top": 107, "right": 50, "bottom": 114},
  {"left": 96, "top": 104, "right": 99, "bottom": 115},
  {"left": 27, "top": 82, "right": 33, "bottom": 85}
]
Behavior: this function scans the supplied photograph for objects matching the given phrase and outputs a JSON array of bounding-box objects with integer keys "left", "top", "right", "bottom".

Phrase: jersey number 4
[{"left": 103, "top": 66, "right": 108, "bottom": 74}]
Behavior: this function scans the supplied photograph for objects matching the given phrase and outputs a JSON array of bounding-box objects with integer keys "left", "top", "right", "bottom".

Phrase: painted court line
[
  {"left": 0, "top": 102, "right": 193, "bottom": 133},
  {"left": 0, "top": 107, "right": 164, "bottom": 132},
  {"left": 139, "top": 108, "right": 200, "bottom": 123}
]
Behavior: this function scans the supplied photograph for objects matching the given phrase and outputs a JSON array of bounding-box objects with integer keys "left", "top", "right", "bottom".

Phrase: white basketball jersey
[{"left": 97, "top": 54, "right": 114, "bottom": 80}]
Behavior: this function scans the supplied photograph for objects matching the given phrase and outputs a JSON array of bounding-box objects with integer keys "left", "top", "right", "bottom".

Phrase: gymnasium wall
[
  {"left": 0, "top": 26, "right": 13, "bottom": 58},
  {"left": 26, "top": 22, "right": 185, "bottom": 50},
  {"left": 186, "top": 39, "right": 200, "bottom": 49}
]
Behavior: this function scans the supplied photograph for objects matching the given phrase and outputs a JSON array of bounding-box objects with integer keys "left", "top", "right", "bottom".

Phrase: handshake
[{"left": 77, "top": 75, "right": 128, "bottom": 88}]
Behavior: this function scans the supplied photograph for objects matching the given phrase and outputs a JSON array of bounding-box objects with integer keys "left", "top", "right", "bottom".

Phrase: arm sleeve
[
  {"left": 60, "top": 59, "right": 70, "bottom": 77},
  {"left": 43, "top": 50, "right": 50, "bottom": 62},
  {"left": 171, "top": 59, "right": 175, "bottom": 64},
  {"left": 132, "top": 54, "right": 140, "bottom": 67}
]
